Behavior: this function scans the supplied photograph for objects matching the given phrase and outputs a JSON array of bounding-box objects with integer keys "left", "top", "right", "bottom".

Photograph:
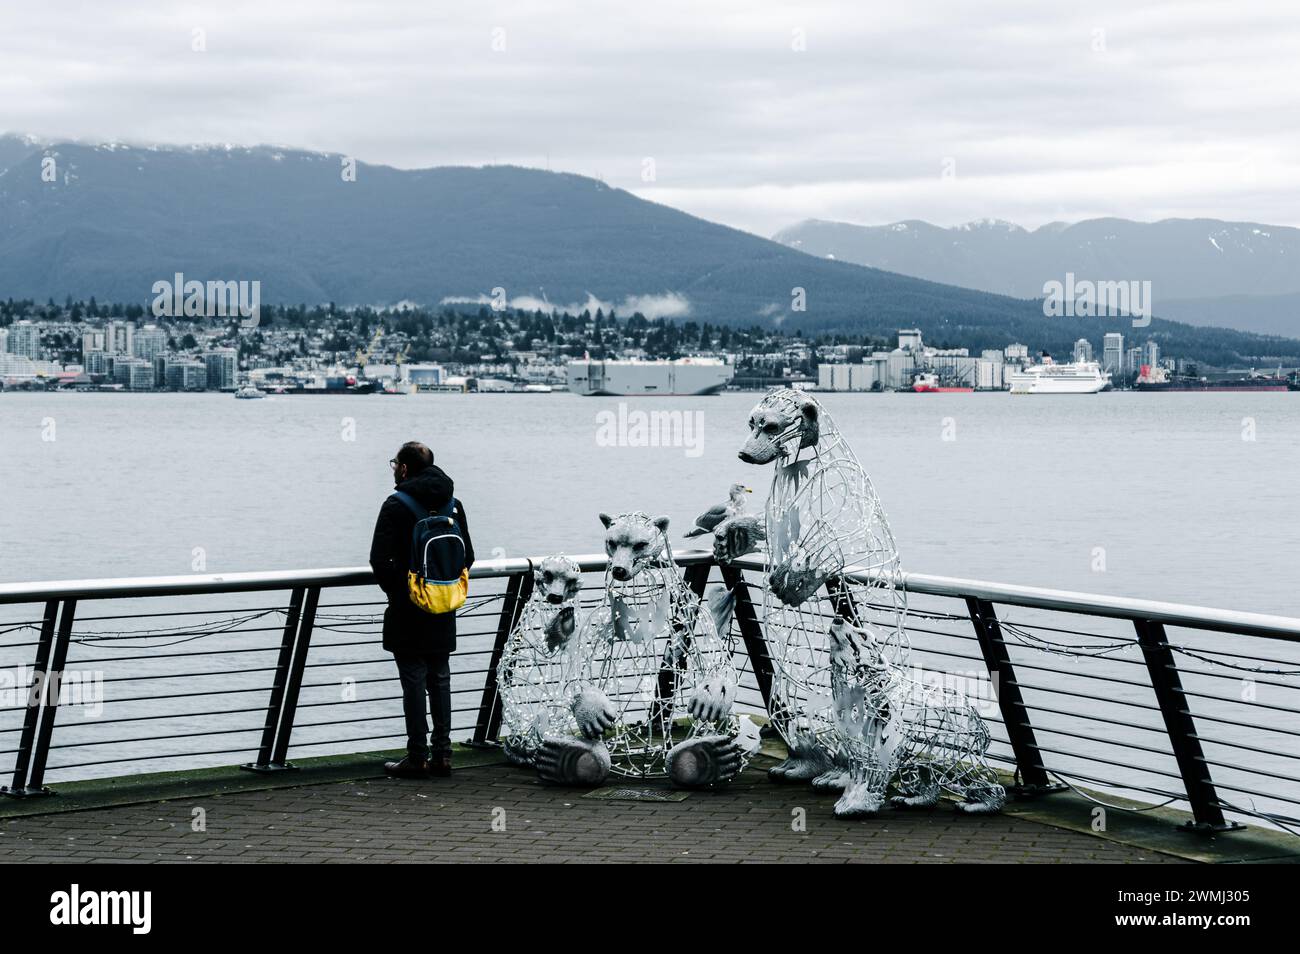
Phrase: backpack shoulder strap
[{"left": 391, "top": 491, "right": 428, "bottom": 520}]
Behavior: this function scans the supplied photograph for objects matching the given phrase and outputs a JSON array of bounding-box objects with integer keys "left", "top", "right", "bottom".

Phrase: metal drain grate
[{"left": 583, "top": 786, "right": 691, "bottom": 802}]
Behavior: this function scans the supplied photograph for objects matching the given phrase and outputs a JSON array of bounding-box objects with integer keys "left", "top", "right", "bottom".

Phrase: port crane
[{"left": 355, "top": 327, "right": 384, "bottom": 370}]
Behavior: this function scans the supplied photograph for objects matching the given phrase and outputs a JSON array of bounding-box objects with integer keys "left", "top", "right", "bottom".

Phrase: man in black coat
[{"left": 369, "top": 441, "right": 475, "bottom": 778}]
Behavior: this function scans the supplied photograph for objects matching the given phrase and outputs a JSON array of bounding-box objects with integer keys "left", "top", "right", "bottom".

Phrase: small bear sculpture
[
  {"left": 534, "top": 512, "right": 752, "bottom": 788},
  {"left": 496, "top": 555, "right": 590, "bottom": 768}
]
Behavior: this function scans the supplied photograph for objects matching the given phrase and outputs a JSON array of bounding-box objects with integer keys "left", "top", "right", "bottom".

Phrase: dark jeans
[{"left": 394, "top": 652, "right": 451, "bottom": 759}]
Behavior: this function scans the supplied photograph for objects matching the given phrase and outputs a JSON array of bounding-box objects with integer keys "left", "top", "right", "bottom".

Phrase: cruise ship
[
  {"left": 1007, "top": 359, "right": 1110, "bottom": 394},
  {"left": 566, "top": 357, "right": 733, "bottom": 396}
]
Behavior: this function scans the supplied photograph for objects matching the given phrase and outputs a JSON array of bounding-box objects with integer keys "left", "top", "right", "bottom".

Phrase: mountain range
[
  {"left": 774, "top": 217, "right": 1300, "bottom": 337},
  {"left": 2, "top": 133, "right": 1299, "bottom": 365}
]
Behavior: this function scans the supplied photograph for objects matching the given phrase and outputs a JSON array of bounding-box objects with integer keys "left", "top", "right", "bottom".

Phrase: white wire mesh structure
[
  {"left": 495, "top": 520, "right": 751, "bottom": 784},
  {"left": 738, "top": 388, "right": 1003, "bottom": 815},
  {"left": 496, "top": 555, "right": 585, "bottom": 766},
  {"left": 828, "top": 616, "right": 1005, "bottom": 813},
  {"left": 581, "top": 513, "right": 748, "bottom": 779}
]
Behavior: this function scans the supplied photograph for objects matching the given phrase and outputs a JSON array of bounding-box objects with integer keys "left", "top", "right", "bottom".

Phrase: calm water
[
  {"left": 2, "top": 390, "right": 1299, "bottom": 822},
  {"left": 1, "top": 390, "right": 1297, "bottom": 614}
]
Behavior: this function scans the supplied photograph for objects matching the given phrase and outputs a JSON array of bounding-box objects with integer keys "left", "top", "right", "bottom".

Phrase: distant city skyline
[{"left": 2, "top": 2, "right": 1297, "bottom": 237}]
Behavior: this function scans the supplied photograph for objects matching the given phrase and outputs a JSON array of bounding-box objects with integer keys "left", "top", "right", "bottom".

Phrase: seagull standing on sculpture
[{"left": 684, "top": 483, "right": 752, "bottom": 538}]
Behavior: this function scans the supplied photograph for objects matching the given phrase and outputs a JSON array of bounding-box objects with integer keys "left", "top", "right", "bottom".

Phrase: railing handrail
[
  {"left": 3, "top": 549, "right": 1297, "bottom": 641},
  {"left": 0, "top": 551, "right": 715, "bottom": 604},
  {"left": 896, "top": 571, "right": 1300, "bottom": 642},
  {"left": 733, "top": 555, "right": 1300, "bottom": 642}
]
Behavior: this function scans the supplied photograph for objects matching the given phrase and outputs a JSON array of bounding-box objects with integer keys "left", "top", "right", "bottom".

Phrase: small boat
[{"left": 234, "top": 386, "right": 266, "bottom": 399}]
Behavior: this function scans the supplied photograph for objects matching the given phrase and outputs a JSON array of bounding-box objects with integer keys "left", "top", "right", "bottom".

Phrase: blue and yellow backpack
[{"left": 392, "top": 492, "right": 469, "bottom": 615}]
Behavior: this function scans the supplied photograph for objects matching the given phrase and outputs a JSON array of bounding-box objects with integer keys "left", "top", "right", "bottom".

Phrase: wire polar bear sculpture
[
  {"left": 496, "top": 555, "right": 588, "bottom": 767},
  {"left": 731, "top": 387, "right": 1005, "bottom": 817},
  {"left": 497, "top": 515, "right": 751, "bottom": 788}
]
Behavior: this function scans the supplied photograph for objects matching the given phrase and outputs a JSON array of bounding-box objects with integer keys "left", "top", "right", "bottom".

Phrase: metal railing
[{"left": 1, "top": 551, "right": 1297, "bottom": 836}]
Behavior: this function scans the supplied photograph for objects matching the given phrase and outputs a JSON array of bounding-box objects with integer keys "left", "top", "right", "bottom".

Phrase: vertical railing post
[
  {"left": 1135, "top": 619, "right": 1243, "bottom": 832},
  {"left": 24, "top": 599, "right": 78, "bottom": 794},
  {"left": 472, "top": 568, "right": 533, "bottom": 746},
  {"left": 243, "top": 587, "right": 305, "bottom": 772},
  {"left": 3, "top": 599, "right": 60, "bottom": 797},
  {"left": 966, "top": 597, "right": 1062, "bottom": 796},
  {"left": 683, "top": 561, "right": 710, "bottom": 600},
  {"left": 719, "top": 564, "right": 775, "bottom": 713},
  {"left": 268, "top": 586, "right": 320, "bottom": 768}
]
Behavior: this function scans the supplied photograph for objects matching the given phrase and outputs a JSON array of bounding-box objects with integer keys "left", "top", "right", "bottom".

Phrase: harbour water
[
  {"left": 2, "top": 389, "right": 1299, "bottom": 823},
  {"left": 2, "top": 390, "right": 1297, "bottom": 615}
]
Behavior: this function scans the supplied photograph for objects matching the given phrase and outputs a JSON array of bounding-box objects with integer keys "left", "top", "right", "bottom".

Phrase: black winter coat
[{"left": 368, "top": 465, "right": 475, "bottom": 654}]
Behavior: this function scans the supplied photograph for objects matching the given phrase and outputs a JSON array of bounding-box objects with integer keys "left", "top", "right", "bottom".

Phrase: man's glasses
[{"left": 389, "top": 459, "right": 400, "bottom": 471}]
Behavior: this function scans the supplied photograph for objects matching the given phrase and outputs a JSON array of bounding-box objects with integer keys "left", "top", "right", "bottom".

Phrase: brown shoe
[
  {"left": 384, "top": 755, "right": 430, "bottom": 779},
  {"left": 430, "top": 754, "right": 452, "bottom": 778}
]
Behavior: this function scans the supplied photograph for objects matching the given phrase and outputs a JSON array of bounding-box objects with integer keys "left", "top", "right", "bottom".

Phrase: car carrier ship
[{"left": 566, "top": 357, "right": 733, "bottom": 396}]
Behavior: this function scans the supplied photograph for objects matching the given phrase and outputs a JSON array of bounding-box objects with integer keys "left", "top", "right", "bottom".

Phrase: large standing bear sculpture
[
  {"left": 731, "top": 387, "right": 1005, "bottom": 817},
  {"left": 497, "top": 514, "right": 751, "bottom": 788}
]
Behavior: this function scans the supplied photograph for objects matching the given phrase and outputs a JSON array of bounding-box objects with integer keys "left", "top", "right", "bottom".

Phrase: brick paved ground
[{"left": 0, "top": 762, "right": 1186, "bottom": 863}]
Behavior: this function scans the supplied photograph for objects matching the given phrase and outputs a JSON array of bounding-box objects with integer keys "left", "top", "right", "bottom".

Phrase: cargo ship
[
  {"left": 566, "top": 357, "right": 733, "bottom": 396},
  {"left": 1134, "top": 365, "right": 1287, "bottom": 392},
  {"left": 258, "top": 375, "right": 383, "bottom": 395},
  {"left": 910, "top": 372, "right": 973, "bottom": 393}
]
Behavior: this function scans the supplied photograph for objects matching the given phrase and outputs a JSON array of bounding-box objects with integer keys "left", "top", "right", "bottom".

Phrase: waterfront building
[
  {"left": 165, "top": 359, "right": 208, "bottom": 391},
  {"left": 85, "top": 351, "right": 111, "bottom": 376},
  {"left": 817, "top": 362, "right": 877, "bottom": 391},
  {"left": 204, "top": 349, "right": 238, "bottom": 390},
  {"left": 404, "top": 363, "right": 446, "bottom": 388},
  {"left": 112, "top": 358, "right": 156, "bottom": 391},
  {"left": 1004, "top": 343, "right": 1029, "bottom": 363},
  {"left": 878, "top": 350, "right": 918, "bottom": 389},
  {"left": 1143, "top": 339, "right": 1159, "bottom": 370},
  {"left": 1126, "top": 346, "right": 1143, "bottom": 375},
  {"left": 132, "top": 325, "right": 168, "bottom": 363},
  {"left": 897, "top": 329, "right": 923, "bottom": 352},
  {"left": 1102, "top": 333, "right": 1124, "bottom": 373},
  {"left": 9, "top": 320, "right": 40, "bottom": 360},
  {"left": 0, "top": 328, "right": 8, "bottom": 354},
  {"left": 105, "top": 320, "right": 135, "bottom": 355},
  {"left": 0, "top": 353, "right": 39, "bottom": 380},
  {"left": 1073, "top": 338, "right": 1094, "bottom": 363},
  {"left": 976, "top": 359, "right": 1003, "bottom": 390},
  {"left": 82, "top": 330, "right": 106, "bottom": 358}
]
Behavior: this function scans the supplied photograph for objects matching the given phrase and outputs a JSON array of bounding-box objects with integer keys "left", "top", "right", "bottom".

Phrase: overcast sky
[{"left": 2, "top": 1, "right": 1297, "bottom": 236}]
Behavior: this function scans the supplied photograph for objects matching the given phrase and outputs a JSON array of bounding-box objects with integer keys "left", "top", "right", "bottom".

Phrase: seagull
[{"left": 684, "top": 483, "right": 752, "bottom": 537}]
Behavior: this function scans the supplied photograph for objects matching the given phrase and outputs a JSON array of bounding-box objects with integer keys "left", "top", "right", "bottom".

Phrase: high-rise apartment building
[
  {"left": 1102, "top": 332, "right": 1124, "bottom": 373},
  {"left": 9, "top": 320, "right": 40, "bottom": 360}
]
